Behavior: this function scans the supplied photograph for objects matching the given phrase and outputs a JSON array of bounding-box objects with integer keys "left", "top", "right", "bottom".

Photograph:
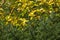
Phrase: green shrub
[{"left": 0, "top": 0, "right": 60, "bottom": 40}]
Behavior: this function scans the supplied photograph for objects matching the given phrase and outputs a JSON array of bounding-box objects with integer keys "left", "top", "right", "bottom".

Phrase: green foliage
[{"left": 0, "top": 0, "right": 60, "bottom": 40}]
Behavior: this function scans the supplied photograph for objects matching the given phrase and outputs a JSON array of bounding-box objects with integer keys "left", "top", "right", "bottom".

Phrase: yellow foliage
[
  {"left": 0, "top": 8, "right": 4, "bottom": 11},
  {"left": 28, "top": 1, "right": 34, "bottom": 5},
  {"left": 19, "top": 18, "right": 29, "bottom": 26},
  {"left": 47, "top": 0, "right": 54, "bottom": 5},
  {"left": 22, "top": 3, "right": 27, "bottom": 8},
  {"left": 29, "top": 10, "right": 36, "bottom": 17},
  {"left": 0, "top": 0, "right": 60, "bottom": 30}
]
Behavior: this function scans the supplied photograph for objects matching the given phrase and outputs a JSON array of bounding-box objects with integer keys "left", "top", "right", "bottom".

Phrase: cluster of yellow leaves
[
  {"left": 5, "top": 14, "right": 29, "bottom": 26},
  {"left": 19, "top": 18, "right": 29, "bottom": 26},
  {"left": 0, "top": 0, "right": 60, "bottom": 27}
]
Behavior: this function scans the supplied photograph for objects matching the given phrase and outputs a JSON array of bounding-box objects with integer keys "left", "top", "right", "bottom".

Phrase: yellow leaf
[
  {"left": 22, "top": 3, "right": 27, "bottom": 8},
  {"left": 29, "top": 10, "right": 36, "bottom": 17},
  {"left": 0, "top": 8, "right": 4, "bottom": 11},
  {"left": 19, "top": 18, "right": 29, "bottom": 26},
  {"left": 0, "top": 12, "right": 3, "bottom": 14},
  {"left": 5, "top": 22, "right": 8, "bottom": 25}
]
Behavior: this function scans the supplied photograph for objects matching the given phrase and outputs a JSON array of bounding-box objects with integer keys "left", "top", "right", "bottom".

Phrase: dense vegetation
[{"left": 0, "top": 0, "right": 60, "bottom": 40}]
